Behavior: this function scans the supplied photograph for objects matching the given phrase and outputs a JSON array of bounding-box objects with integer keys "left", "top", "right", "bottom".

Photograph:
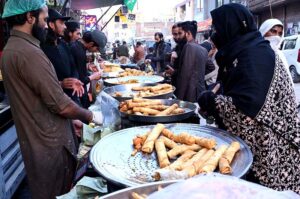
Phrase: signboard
[
  {"left": 85, "top": 15, "right": 97, "bottom": 31},
  {"left": 197, "top": 18, "right": 212, "bottom": 32},
  {"left": 128, "top": 14, "right": 136, "bottom": 21}
]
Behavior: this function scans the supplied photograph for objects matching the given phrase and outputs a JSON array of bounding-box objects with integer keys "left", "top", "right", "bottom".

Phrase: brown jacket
[
  {"left": 175, "top": 41, "right": 208, "bottom": 102},
  {"left": 0, "top": 30, "right": 77, "bottom": 199}
]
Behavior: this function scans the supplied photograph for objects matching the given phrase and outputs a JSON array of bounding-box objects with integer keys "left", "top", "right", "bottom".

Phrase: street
[{"left": 295, "top": 83, "right": 300, "bottom": 103}]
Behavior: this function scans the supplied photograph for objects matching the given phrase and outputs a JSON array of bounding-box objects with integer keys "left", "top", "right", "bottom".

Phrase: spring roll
[
  {"left": 128, "top": 100, "right": 162, "bottom": 108},
  {"left": 156, "top": 104, "right": 179, "bottom": 116},
  {"left": 174, "top": 132, "right": 196, "bottom": 145},
  {"left": 184, "top": 149, "right": 215, "bottom": 177},
  {"left": 142, "top": 124, "right": 165, "bottom": 153},
  {"left": 194, "top": 136, "right": 216, "bottom": 149},
  {"left": 132, "top": 98, "right": 149, "bottom": 103},
  {"left": 199, "top": 145, "right": 227, "bottom": 173},
  {"left": 160, "top": 136, "right": 178, "bottom": 149},
  {"left": 120, "top": 104, "right": 128, "bottom": 112},
  {"left": 150, "top": 84, "right": 171, "bottom": 92},
  {"left": 167, "top": 144, "right": 201, "bottom": 159},
  {"left": 132, "top": 86, "right": 151, "bottom": 91},
  {"left": 161, "top": 128, "right": 175, "bottom": 140},
  {"left": 180, "top": 148, "right": 208, "bottom": 170},
  {"left": 133, "top": 107, "right": 160, "bottom": 115},
  {"left": 132, "top": 132, "right": 150, "bottom": 156},
  {"left": 155, "top": 139, "right": 170, "bottom": 168},
  {"left": 171, "top": 108, "right": 185, "bottom": 115},
  {"left": 145, "top": 105, "right": 169, "bottom": 111},
  {"left": 168, "top": 150, "right": 196, "bottom": 170},
  {"left": 219, "top": 141, "right": 240, "bottom": 174}
]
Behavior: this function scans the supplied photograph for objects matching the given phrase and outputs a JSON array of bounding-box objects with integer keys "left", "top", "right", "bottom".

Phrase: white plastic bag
[{"left": 83, "top": 91, "right": 121, "bottom": 145}]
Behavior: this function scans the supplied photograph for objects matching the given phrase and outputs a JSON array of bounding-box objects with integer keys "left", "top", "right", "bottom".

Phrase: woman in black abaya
[{"left": 199, "top": 4, "right": 300, "bottom": 192}]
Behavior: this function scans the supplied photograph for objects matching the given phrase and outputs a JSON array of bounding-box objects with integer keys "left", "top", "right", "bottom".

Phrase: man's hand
[
  {"left": 72, "top": 119, "right": 83, "bottom": 137},
  {"left": 71, "top": 80, "right": 85, "bottom": 97},
  {"left": 89, "top": 71, "right": 102, "bottom": 81},
  {"left": 171, "top": 51, "right": 178, "bottom": 63},
  {"left": 88, "top": 63, "right": 99, "bottom": 72},
  {"left": 165, "top": 65, "right": 175, "bottom": 76},
  {"left": 61, "top": 78, "right": 85, "bottom": 97}
]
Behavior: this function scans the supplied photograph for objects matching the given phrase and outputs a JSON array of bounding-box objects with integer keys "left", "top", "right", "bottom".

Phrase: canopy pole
[
  {"left": 91, "top": 0, "right": 119, "bottom": 30},
  {"left": 101, "top": 7, "right": 121, "bottom": 31},
  {"left": 60, "top": 0, "right": 70, "bottom": 15}
]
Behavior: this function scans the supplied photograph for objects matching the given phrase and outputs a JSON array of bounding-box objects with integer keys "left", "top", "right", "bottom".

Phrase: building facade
[{"left": 248, "top": 0, "right": 300, "bottom": 36}]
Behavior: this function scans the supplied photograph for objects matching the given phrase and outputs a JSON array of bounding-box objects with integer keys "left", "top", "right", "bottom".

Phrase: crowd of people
[{"left": 0, "top": 0, "right": 299, "bottom": 198}]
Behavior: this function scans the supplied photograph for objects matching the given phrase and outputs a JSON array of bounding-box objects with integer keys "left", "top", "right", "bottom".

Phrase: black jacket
[{"left": 151, "top": 41, "right": 171, "bottom": 72}]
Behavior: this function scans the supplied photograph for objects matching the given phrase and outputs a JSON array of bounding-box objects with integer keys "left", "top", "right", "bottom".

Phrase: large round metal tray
[
  {"left": 103, "top": 83, "right": 175, "bottom": 102},
  {"left": 90, "top": 124, "right": 253, "bottom": 187},
  {"left": 104, "top": 75, "right": 164, "bottom": 87},
  {"left": 101, "top": 180, "right": 179, "bottom": 199},
  {"left": 120, "top": 99, "right": 197, "bottom": 123}
]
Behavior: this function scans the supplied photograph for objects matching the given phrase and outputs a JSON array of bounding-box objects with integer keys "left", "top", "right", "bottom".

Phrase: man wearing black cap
[
  {"left": 41, "top": 8, "right": 89, "bottom": 137},
  {"left": 70, "top": 30, "right": 107, "bottom": 108},
  {"left": 64, "top": 21, "right": 81, "bottom": 43}
]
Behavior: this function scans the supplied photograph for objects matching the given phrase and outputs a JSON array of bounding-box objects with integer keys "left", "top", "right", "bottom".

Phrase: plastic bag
[
  {"left": 148, "top": 173, "right": 300, "bottom": 199},
  {"left": 83, "top": 91, "right": 121, "bottom": 146},
  {"left": 56, "top": 176, "right": 107, "bottom": 199}
]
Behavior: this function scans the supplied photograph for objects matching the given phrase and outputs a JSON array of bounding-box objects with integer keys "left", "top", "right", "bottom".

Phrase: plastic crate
[{"left": 0, "top": 125, "right": 25, "bottom": 199}]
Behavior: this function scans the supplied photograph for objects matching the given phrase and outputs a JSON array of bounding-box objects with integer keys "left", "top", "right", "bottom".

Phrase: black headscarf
[{"left": 210, "top": 3, "right": 275, "bottom": 118}]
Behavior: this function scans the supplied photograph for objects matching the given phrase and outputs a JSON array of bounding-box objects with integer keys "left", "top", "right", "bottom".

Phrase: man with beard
[
  {"left": 64, "top": 21, "right": 81, "bottom": 44},
  {"left": 165, "top": 23, "right": 186, "bottom": 86},
  {"left": 0, "top": 1, "right": 103, "bottom": 198},
  {"left": 41, "top": 9, "right": 83, "bottom": 106},
  {"left": 175, "top": 21, "right": 208, "bottom": 102}
]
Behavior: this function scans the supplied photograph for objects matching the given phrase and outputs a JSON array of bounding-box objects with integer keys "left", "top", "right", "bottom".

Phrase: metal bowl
[
  {"left": 104, "top": 76, "right": 164, "bottom": 87},
  {"left": 90, "top": 124, "right": 253, "bottom": 188},
  {"left": 120, "top": 99, "right": 197, "bottom": 123},
  {"left": 103, "top": 83, "right": 175, "bottom": 102}
]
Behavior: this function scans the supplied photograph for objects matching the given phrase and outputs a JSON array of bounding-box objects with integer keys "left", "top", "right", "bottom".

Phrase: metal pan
[
  {"left": 101, "top": 180, "right": 179, "bottom": 199},
  {"left": 90, "top": 124, "right": 253, "bottom": 188},
  {"left": 104, "top": 75, "right": 164, "bottom": 87},
  {"left": 120, "top": 99, "right": 197, "bottom": 123},
  {"left": 102, "top": 71, "right": 123, "bottom": 78},
  {"left": 103, "top": 83, "right": 175, "bottom": 102}
]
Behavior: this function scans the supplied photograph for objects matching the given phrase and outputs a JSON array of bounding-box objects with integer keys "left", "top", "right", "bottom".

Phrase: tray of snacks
[
  {"left": 118, "top": 68, "right": 153, "bottom": 77},
  {"left": 103, "top": 83, "right": 175, "bottom": 101},
  {"left": 102, "top": 63, "right": 125, "bottom": 78},
  {"left": 104, "top": 75, "right": 164, "bottom": 87},
  {"left": 119, "top": 99, "right": 197, "bottom": 123},
  {"left": 90, "top": 123, "right": 253, "bottom": 187}
]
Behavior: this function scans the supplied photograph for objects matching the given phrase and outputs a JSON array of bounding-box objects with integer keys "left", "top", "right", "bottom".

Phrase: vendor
[
  {"left": 0, "top": 1, "right": 103, "bottom": 198},
  {"left": 41, "top": 8, "right": 83, "bottom": 106},
  {"left": 64, "top": 21, "right": 81, "bottom": 44},
  {"left": 70, "top": 30, "right": 106, "bottom": 108},
  {"left": 198, "top": 3, "right": 300, "bottom": 193}
]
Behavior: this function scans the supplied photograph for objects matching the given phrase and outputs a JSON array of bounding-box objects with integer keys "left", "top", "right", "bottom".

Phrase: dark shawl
[{"left": 211, "top": 3, "right": 275, "bottom": 118}]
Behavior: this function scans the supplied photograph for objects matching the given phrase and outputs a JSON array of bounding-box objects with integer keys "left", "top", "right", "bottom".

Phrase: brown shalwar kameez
[{"left": 0, "top": 30, "right": 77, "bottom": 199}]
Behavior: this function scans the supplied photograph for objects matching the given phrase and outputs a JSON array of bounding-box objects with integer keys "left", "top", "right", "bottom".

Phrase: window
[
  {"left": 284, "top": 39, "right": 298, "bottom": 50},
  {"left": 216, "top": 0, "right": 224, "bottom": 8},
  {"left": 197, "top": 0, "right": 204, "bottom": 10}
]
